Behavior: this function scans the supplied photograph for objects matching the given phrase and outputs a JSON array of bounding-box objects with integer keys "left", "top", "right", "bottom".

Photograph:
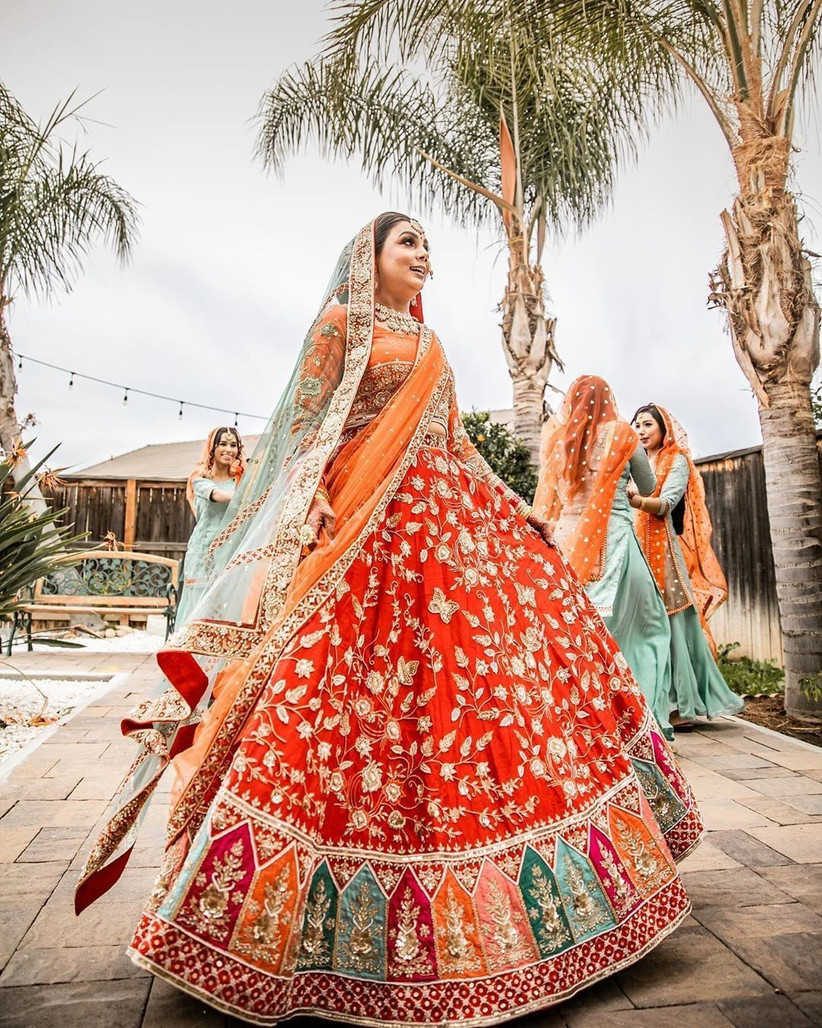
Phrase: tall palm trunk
[
  {"left": 499, "top": 232, "right": 559, "bottom": 464},
  {"left": 713, "top": 136, "right": 822, "bottom": 716},
  {"left": 0, "top": 299, "right": 48, "bottom": 513}
]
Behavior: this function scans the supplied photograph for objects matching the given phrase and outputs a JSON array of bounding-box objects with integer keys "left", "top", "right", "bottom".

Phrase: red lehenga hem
[{"left": 129, "top": 867, "right": 694, "bottom": 1027}]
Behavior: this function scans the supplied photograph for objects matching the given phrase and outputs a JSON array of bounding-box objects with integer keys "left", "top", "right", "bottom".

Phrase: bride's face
[{"left": 376, "top": 221, "right": 430, "bottom": 303}]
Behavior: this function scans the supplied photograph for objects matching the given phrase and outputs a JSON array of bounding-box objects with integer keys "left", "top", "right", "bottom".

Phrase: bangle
[
  {"left": 518, "top": 500, "right": 533, "bottom": 519},
  {"left": 639, "top": 497, "right": 645, "bottom": 511}
]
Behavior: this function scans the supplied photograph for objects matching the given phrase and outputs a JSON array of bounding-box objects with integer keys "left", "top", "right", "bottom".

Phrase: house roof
[{"left": 66, "top": 437, "right": 262, "bottom": 482}]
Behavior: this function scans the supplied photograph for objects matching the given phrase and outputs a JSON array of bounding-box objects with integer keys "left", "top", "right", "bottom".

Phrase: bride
[{"left": 77, "top": 213, "right": 702, "bottom": 1025}]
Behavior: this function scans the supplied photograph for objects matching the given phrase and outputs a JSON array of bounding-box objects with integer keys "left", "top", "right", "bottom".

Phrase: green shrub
[
  {"left": 462, "top": 410, "right": 538, "bottom": 502},
  {"left": 717, "top": 642, "right": 785, "bottom": 697}
]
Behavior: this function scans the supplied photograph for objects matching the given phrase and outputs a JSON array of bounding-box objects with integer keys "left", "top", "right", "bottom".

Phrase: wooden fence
[
  {"left": 48, "top": 435, "right": 822, "bottom": 665},
  {"left": 45, "top": 478, "right": 195, "bottom": 566}
]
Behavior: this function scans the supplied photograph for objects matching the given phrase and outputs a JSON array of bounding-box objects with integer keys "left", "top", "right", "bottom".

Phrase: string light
[{"left": 11, "top": 351, "right": 268, "bottom": 423}]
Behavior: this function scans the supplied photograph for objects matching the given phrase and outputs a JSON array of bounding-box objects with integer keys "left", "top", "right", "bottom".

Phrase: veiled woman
[
  {"left": 534, "top": 377, "right": 673, "bottom": 738},
  {"left": 76, "top": 215, "right": 702, "bottom": 1026},
  {"left": 632, "top": 404, "right": 743, "bottom": 729}
]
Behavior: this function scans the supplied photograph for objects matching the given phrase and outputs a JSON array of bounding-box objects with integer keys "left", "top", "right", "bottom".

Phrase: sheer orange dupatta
[
  {"left": 636, "top": 406, "right": 727, "bottom": 649},
  {"left": 166, "top": 325, "right": 447, "bottom": 834},
  {"left": 534, "top": 376, "right": 637, "bottom": 584}
]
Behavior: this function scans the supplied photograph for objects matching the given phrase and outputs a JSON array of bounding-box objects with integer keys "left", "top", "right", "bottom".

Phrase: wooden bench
[{"left": 10, "top": 550, "right": 179, "bottom": 652}]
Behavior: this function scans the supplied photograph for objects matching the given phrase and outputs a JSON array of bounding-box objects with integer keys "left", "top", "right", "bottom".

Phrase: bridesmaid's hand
[
  {"left": 527, "top": 510, "right": 555, "bottom": 547},
  {"left": 305, "top": 495, "right": 336, "bottom": 544}
]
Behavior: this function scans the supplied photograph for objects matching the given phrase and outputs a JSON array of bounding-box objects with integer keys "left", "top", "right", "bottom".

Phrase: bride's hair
[{"left": 374, "top": 211, "right": 413, "bottom": 256}]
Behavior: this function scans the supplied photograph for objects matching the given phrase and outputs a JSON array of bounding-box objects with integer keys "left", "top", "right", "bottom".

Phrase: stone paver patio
[{"left": 1, "top": 650, "right": 821, "bottom": 1027}]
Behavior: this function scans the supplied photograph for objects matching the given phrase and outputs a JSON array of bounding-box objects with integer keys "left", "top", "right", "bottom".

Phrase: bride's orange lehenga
[{"left": 77, "top": 221, "right": 702, "bottom": 1026}]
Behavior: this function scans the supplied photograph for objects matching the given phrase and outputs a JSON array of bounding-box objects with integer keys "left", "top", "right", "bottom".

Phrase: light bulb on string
[
  {"left": 178, "top": 401, "right": 184, "bottom": 420},
  {"left": 234, "top": 412, "right": 239, "bottom": 429},
  {"left": 122, "top": 388, "right": 129, "bottom": 406},
  {"left": 69, "top": 373, "right": 75, "bottom": 389},
  {"left": 17, "top": 356, "right": 22, "bottom": 372}
]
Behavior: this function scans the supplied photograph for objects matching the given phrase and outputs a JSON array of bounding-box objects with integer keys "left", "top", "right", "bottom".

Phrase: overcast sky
[{"left": 3, "top": 0, "right": 821, "bottom": 471}]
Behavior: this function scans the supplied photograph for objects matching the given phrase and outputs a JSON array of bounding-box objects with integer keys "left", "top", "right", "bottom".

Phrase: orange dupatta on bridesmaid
[
  {"left": 534, "top": 376, "right": 637, "bottom": 584},
  {"left": 635, "top": 405, "right": 727, "bottom": 644}
]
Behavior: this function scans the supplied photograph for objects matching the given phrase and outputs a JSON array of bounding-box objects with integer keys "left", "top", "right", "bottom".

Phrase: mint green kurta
[
  {"left": 655, "top": 454, "right": 743, "bottom": 723},
  {"left": 554, "top": 444, "right": 673, "bottom": 737},
  {"left": 179, "top": 476, "right": 236, "bottom": 623}
]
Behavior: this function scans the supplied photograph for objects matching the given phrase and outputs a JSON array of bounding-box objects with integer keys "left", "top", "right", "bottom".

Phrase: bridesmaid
[
  {"left": 536, "top": 376, "right": 673, "bottom": 737},
  {"left": 180, "top": 426, "right": 246, "bottom": 619},
  {"left": 631, "top": 404, "right": 743, "bottom": 729}
]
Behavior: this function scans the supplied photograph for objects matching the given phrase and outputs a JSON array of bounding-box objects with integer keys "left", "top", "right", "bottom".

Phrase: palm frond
[{"left": 0, "top": 82, "right": 140, "bottom": 302}]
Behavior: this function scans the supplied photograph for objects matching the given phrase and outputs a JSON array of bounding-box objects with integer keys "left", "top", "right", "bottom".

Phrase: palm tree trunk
[
  {"left": 499, "top": 254, "right": 559, "bottom": 465},
  {"left": 713, "top": 162, "right": 822, "bottom": 716},
  {"left": 0, "top": 300, "right": 48, "bottom": 513}
]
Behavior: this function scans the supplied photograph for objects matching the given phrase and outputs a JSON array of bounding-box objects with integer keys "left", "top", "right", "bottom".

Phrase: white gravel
[{"left": 0, "top": 674, "right": 118, "bottom": 774}]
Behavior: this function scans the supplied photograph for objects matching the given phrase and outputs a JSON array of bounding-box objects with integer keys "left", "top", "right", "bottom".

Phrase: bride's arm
[{"left": 447, "top": 392, "right": 553, "bottom": 545}]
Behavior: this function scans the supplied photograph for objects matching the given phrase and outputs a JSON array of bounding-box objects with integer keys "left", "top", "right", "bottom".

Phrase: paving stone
[
  {"left": 757, "top": 864, "right": 822, "bottom": 914},
  {"left": 68, "top": 775, "right": 123, "bottom": 801},
  {"left": 0, "top": 944, "right": 147, "bottom": 987},
  {"left": 7, "top": 754, "right": 59, "bottom": 781},
  {"left": 550, "top": 977, "right": 633, "bottom": 1024},
  {"left": 721, "top": 767, "right": 798, "bottom": 781},
  {"left": 724, "top": 932, "right": 822, "bottom": 993},
  {"left": 0, "top": 826, "right": 39, "bottom": 862},
  {"left": 0, "top": 903, "right": 43, "bottom": 971},
  {"left": 617, "top": 926, "right": 772, "bottom": 1007},
  {"left": 709, "top": 829, "right": 795, "bottom": 868},
  {"left": 0, "top": 799, "right": 109, "bottom": 831},
  {"left": 0, "top": 775, "right": 84, "bottom": 802},
  {"left": 696, "top": 799, "right": 775, "bottom": 831},
  {"left": 682, "top": 868, "right": 794, "bottom": 910},
  {"left": 0, "top": 977, "right": 151, "bottom": 1027},
  {"left": 40, "top": 729, "right": 91, "bottom": 746},
  {"left": 746, "top": 777, "right": 822, "bottom": 798},
  {"left": 715, "top": 993, "right": 813, "bottom": 1027},
  {"left": 695, "top": 901, "right": 822, "bottom": 940},
  {"left": 4, "top": 862, "right": 66, "bottom": 900},
  {"left": 736, "top": 794, "right": 822, "bottom": 826},
  {"left": 679, "top": 840, "right": 742, "bottom": 873},
  {"left": 791, "top": 992, "right": 822, "bottom": 1023},
  {"left": 560, "top": 1004, "right": 732, "bottom": 1027},
  {"left": 699, "top": 753, "right": 779, "bottom": 771},
  {"left": 22, "top": 899, "right": 143, "bottom": 951},
  {"left": 142, "top": 977, "right": 226, "bottom": 1027},
  {"left": 17, "top": 826, "right": 89, "bottom": 864},
  {"left": 747, "top": 824, "right": 822, "bottom": 863},
  {"left": 763, "top": 750, "right": 822, "bottom": 773},
  {"left": 779, "top": 794, "right": 822, "bottom": 816}
]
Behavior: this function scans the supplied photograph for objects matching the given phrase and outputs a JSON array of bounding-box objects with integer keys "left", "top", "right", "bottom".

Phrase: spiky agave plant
[{"left": 0, "top": 443, "right": 86, "bottom": 622}]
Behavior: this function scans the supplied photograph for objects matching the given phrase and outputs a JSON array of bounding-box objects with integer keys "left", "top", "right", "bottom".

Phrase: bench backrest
[{"left": 35, "top": 551, "right": 179, "bottom": 602}]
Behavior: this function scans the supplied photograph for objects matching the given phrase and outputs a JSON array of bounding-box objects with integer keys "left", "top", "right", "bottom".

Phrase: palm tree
[
  {"left": 256, "top": 8, "right": 650, "bottom": 461},
  {"left": 330, "top": 0, "right": 822, "bottom": 715},
  {"left": 0, "top": 83, "right": 139, "bottom": 501}
]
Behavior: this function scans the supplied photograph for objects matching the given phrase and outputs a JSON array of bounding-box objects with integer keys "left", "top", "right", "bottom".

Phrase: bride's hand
[
  {"left": 527, "top": 510, "right": 555, "bottom": 547},
  {"left": 305, "top": 494, "right": 336, "bottom": 544}
]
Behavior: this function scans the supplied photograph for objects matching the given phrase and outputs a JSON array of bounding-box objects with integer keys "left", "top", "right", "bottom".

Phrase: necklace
[{"left": 374, "top": 302, "right": 420, "bottom": 335}]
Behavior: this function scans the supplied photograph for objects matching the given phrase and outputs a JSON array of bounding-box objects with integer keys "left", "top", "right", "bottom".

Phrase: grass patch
[{"left": 718, "top": 642, "right": 784, "bottom": 697}]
